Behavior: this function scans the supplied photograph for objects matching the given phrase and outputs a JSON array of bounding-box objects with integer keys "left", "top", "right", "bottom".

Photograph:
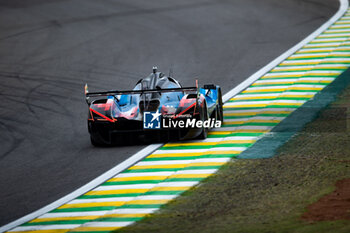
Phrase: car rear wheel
[
  {"left": 197, "top": 100, "right": 209, "bottom": 139},
  {"left": 90, "top": 135, "right": 104, "bottom": 147},
  {"left": 217, "top": 87, "right": 224, "bottom": 122}
]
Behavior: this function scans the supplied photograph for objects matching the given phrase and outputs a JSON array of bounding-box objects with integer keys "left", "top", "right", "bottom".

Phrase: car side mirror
[{"left": 203, "top": 84, "right": 216, "bottom": 90}]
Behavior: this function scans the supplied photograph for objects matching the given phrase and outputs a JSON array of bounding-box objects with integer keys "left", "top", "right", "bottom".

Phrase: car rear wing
[{"left": 84, "top": 84, "right": 199, "bottom": 105}]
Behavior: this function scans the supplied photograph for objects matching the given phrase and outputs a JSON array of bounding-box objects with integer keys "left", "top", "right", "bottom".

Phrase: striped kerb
[{"left": 8, "top": 7, "right": 350, "bottom": 233}]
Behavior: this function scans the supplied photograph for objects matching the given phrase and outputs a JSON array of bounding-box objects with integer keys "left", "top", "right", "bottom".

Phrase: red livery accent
[{"left": 89, "top": 108, "right": 115, "bottom": 122}]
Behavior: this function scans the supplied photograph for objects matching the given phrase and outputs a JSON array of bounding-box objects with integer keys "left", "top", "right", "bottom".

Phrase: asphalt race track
[{"left": 0, "top": 0, "right": 338, "bottom": 226}]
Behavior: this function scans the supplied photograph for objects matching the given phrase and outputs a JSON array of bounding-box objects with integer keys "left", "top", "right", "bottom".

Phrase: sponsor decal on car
[
  {"left": 143, "top": 110, "right": 221, "bottom": 129},
  {"left": 143, "top": 110, "right": 162, "bottom": 129}
]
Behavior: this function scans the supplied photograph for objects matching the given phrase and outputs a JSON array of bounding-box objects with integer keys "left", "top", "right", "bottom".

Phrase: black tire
[
  {"left": 197, "top": 100, "right": 209, "bottom": 139},
  {"left": 217, "top": 87, "right": 224, "bottom": 122},
  {"left": 90, "top": 135, "right": 106, "bottom": 147}
]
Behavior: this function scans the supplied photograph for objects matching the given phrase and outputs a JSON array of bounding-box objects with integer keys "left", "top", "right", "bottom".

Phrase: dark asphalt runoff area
[{"left": 0, "top": 0, "right": 338, "bottom": 226}]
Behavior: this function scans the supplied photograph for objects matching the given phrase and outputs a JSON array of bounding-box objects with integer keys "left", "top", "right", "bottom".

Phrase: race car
[{"left": 85, "top": 67, "right": 223, "bottom": 146}]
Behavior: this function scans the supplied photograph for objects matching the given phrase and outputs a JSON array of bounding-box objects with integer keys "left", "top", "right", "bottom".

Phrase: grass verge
[{"left": 115, "top": 84, "right": 350, "bottom": 233}]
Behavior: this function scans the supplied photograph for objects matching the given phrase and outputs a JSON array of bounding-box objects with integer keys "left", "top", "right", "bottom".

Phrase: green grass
[{"left": 115, "top": 85, "right": 350, "bottom": 233}]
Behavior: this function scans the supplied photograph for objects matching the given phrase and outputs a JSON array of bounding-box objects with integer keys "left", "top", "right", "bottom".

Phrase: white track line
[
  {"left": 222, "top": 0, "right": 348, "bottom": 102},
  {"left": 0, "top": 144, "right": 162, "bottom": 232},
  {"left": 0, "top": 0, "right": 348, "bottom": 232}
]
